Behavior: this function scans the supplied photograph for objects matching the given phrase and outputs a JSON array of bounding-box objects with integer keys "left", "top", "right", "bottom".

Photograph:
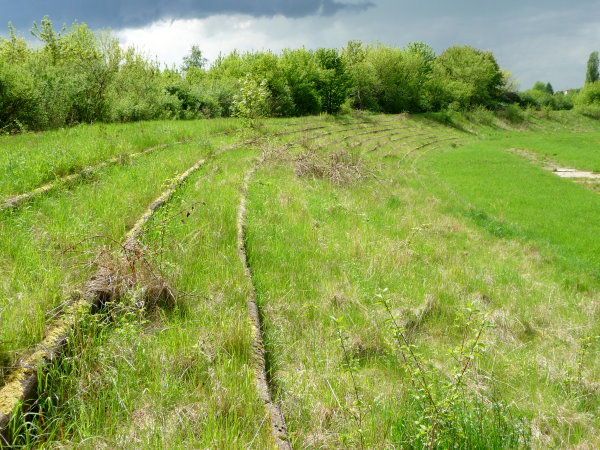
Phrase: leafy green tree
[
  {"left": 577, "top": 81, "right": 600, "bottom": 104},
  {"left": 404, "top": 41, "right": 435, "bottom": 110},
  {"left": 182, "top": 45, "right": 207, "bottom": 72},
  {"left": 501, "top": 69, "right": 519, "bottom": 93},
  {"left": 280, "top": 48, "right": 322, "bottom": 115},
  {"left": 231, "top": 74, "right": 270, "bottom": 128},
  {"left": 520, "top": 88, "right": 554, "bottom": 109},
  {"left": 342, "top": 40, "right": 377, "bottom": 110},
  {"left": 520, "top": 81, "right": 574, "bottom": 110},
  {"left": 0, "top": 63, "right": 36, "bottom": 131},
  {"left": 0, "top": 23, "right": 36, "bottom": 130},
  {"left": 575, "top": 81, "right": 600, "bottom": 117},
  {"left": 365, "top": 44, "right": 433, "bottom": 113},
  {"left": 206, "top": 50, "right": 294, "bottom": 116},
  {"left": 242, "top": 51, "right": 294, "bottom": 116},
  {"left": 405, "top": 41, "right": 435, "bottom": 69},
  {"left": 532, "top": 81, "right": 553, "bottom": 94},
  {"left": 107, "top": 48, "right": 179, "bottom": 122},
  {"left": 60, "top": 23, "right": 116, "bottom": 122},
  {"left": 586, "top": 51, "right": 599, "bottom": 84},
  {"left": 315, "top": 48, "right": 351, "bottom": 114},
  {"left": 31, "top": 16, "right": 62, "bottom": 64},
  {"left": 0, "top": 20, "right": 522, "bottom": 130},
  {"left": 0, "top": 23, "right": 30, "bottom": 63},
  {"left": 428, "top": 46, "right": 503, "bottom": 110}
]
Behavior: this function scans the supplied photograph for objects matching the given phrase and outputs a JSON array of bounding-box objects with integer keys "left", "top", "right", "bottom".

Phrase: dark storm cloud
[
  {"left": 3, "top": 0, "right": 599, "bottom": 89},
  {"left": 2, "top": 0, "right": 374, "bottom": 31}
]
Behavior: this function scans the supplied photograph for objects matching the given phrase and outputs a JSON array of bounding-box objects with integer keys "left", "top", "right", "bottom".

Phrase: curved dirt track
[{"left": 237, "top": 161, "right": 292, "bottom": 449}]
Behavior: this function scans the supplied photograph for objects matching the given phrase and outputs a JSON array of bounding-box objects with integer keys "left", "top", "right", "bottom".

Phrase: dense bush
[
  {"left": 428, "top": 46, "right": 504, "bottom": 110},
  {"left": 1, "top": 16, "right": 571, "bottom": 133},
  {"left": 519, "top": 81, "right": 575, "bottom": 111},
  {"left": 574, "top": 81, "right": 600, "bottom": 118},
  {"left": 0, "top": 62, "right": 36, "bottom": 132}
]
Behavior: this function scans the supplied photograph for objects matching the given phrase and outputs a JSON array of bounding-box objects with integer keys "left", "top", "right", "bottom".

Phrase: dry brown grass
[
  {"left": 87, "top": 242, "right": 175, "bottom": 312},
  {"left": 294, "top": 149, "right": 366, "bottom": 185}
]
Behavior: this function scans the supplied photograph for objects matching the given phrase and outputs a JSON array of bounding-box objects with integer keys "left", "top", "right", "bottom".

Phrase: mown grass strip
[{"left": 423, "top": 139, "right": 600, "bottom": 283}]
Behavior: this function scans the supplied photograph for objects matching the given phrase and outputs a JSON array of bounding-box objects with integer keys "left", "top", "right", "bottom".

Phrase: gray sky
[{"left": 3, "top": 0, "right": 600, "bottom": 90}]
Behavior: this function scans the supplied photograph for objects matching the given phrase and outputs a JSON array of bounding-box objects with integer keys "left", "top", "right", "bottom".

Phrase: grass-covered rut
[
  {"left": 0, "top": 116, "right": 434, "bottom": 446},
  {"left": 0, "top": 156, "right": 207, "bottom": 438},
  {"left": 0, "top": 119, "right": 403, "bottom": 362}
]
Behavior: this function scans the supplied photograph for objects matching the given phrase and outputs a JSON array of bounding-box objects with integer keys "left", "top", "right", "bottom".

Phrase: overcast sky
[{"left": 3, "top": 0, "right": 600, "bottom": 90}]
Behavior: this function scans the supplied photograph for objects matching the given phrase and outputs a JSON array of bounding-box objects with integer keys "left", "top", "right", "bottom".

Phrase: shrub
[
  {"left": 497, "top": 104, "right": 525, "bottom": 123},
  {"left": 0, "top": 62, "right": 36, "bottom": 131},
  {"left": 467, "top": 106, "right": 496, "bottom": 126},
  {"left": 575, "top": 81, "right": 600, "bottom": 118},
  {"left": 231, "top": 74, "right": 270, "bottom": 128}
]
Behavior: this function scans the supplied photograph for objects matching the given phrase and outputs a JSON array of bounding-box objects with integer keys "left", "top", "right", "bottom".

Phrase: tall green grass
[
  {"left": 2, "top": 112, "right": 599, "bottom": 447},
  {"left": 0, "top": 119, "right": 240, "bottom": 198},
  {"left": 4, "top": 145, "right": 276, "bottom": 448},
  {"left": 0, "top": 140, "right": 219, "bottom": 373}
]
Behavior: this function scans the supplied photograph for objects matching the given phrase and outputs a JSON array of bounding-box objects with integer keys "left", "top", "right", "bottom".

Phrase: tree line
[{"left": 1, "top": 17, "right": 600, "bottom": 133}]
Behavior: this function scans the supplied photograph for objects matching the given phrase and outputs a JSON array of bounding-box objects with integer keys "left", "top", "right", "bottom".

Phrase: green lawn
[
  {"left": 423, "top": 137, "right": 600, "bottom": 285},
  {"left": 490, "top": 132, "right": 600, "bottom": 172}
]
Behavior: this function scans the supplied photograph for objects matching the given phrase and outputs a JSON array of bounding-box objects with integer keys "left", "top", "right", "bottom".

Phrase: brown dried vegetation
[
  {"left": 294, "top": 149, "right": 366, "bottom": 185},
  {"left": 87, "top": 242, "right": 175, "bottom": 313}
]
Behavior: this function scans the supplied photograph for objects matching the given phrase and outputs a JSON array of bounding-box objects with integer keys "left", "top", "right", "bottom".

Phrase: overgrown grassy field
[{"left": 0, "top": 111, "right": 598, "bottom": 448}]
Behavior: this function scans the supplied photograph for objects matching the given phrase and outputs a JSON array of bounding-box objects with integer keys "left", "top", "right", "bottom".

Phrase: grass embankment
[
  {"left": 0, "top": 119, "right": 243, "bottom": 200},
  {"left": 0, "top": 116, "right": 365, "bottom": 365},
  {"left": 246, "top": 114, "right": 599, "bottom": 447},
  {"left": 1, "top": 115, "right": 413, "bottom": 446},
  {"left": 1, "top": 110, "right": 599, "bottom": 448},
  {"left": 0, "top": 117, "right": 343, "bottom": 372}
]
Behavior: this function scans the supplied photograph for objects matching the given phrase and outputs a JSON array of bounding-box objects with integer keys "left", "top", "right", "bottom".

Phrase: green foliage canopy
[
  {"left": 429, "top": 46, "right": 504, "bottom": 110},
  {"left": 586, "top": 51, "right": 599, "bottom": 84},
  {"left": 0, "top": 17, "right": 539, "bottom": 132}
]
